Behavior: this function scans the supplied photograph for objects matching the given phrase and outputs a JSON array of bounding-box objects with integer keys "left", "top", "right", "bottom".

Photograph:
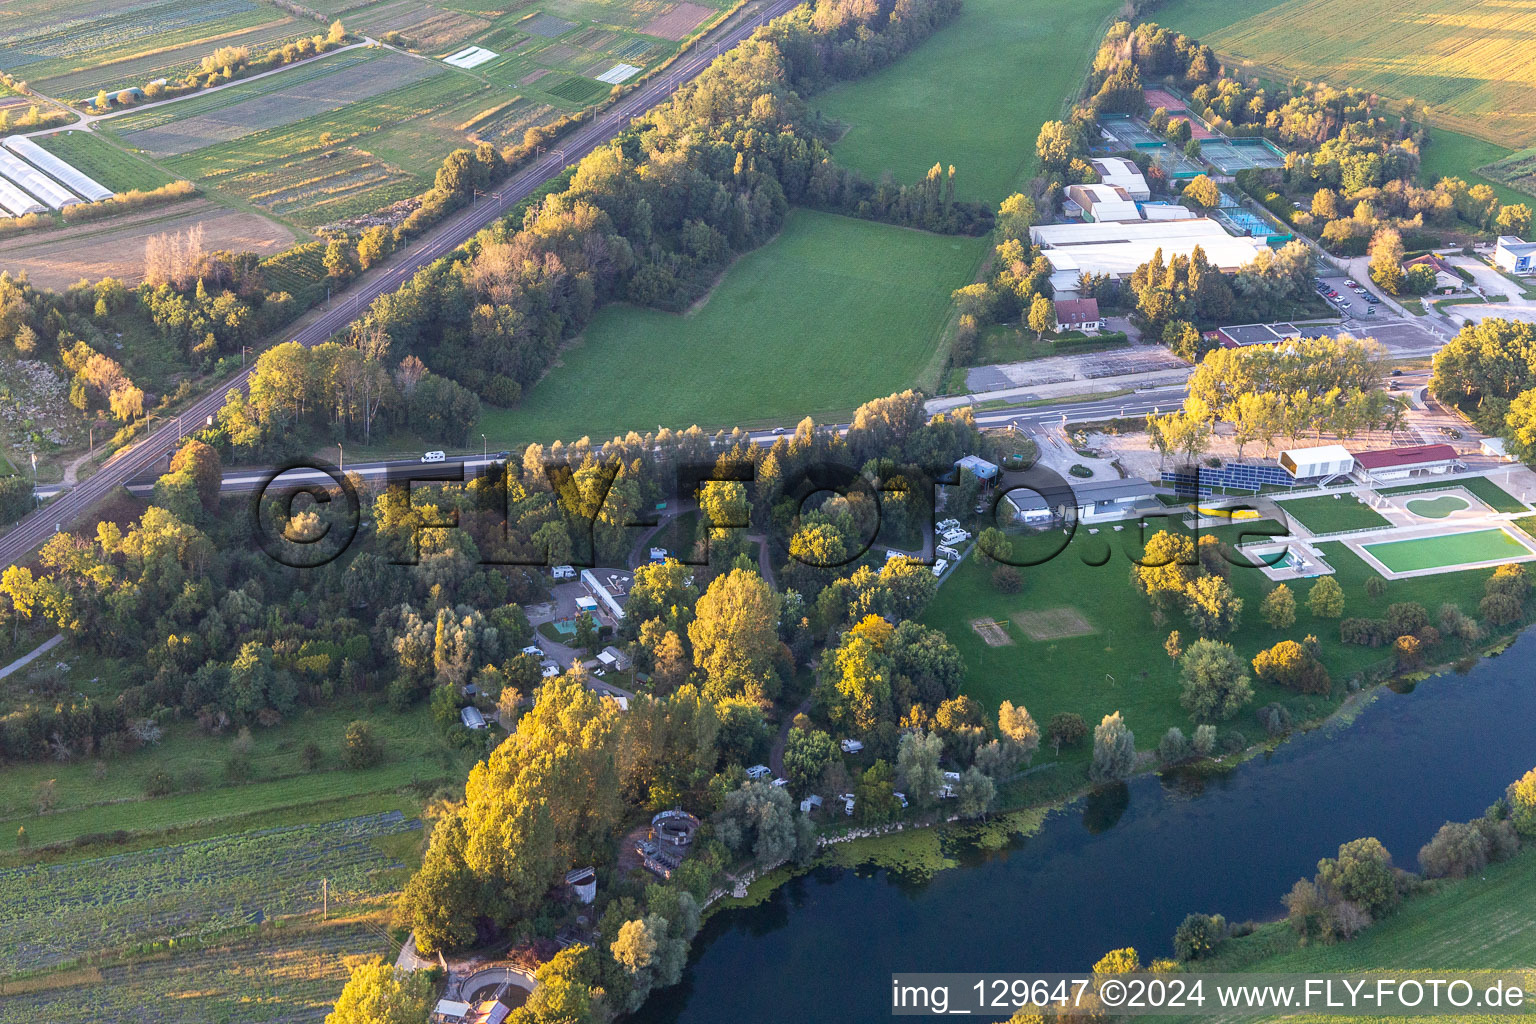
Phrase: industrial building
[
  {"left": 1495, "top": 236, "right": 1534, "bottom": 275},
  {"left": 1004, "top": 477, "right": 1156, "bottom": 525},
  {"left": 580, "top": 568, "right": 634, "bottom": 623},
  {"left": 1029, "top": 218, "right": 1268, "bottom": 297}
]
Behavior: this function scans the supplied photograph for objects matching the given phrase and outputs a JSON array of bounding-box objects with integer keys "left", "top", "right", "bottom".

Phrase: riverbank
[{"left": 638, "top": 625, "right": 1536, "bottom": 1024}]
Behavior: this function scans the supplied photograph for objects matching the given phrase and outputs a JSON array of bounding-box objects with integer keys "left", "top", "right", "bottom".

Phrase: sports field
[
  {"left": 478, "top": 209, "right": 985, "bottom": 443},
  {"left": 1277, "top": 493, "right": 1391, "bottom": 535},
  {"left": 1150, "top": 0, "right": 1536, "bottom": 148},
  {"left": 814, "top": 0, "right": 1122, "bottom": 201},
  {"left": 1362, "top": 528, "right": 1532, "bottom": 573}
]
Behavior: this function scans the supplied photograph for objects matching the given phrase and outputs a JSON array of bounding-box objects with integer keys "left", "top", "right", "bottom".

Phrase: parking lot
[{"left": 1314, "top": 274, "right": 1446, "bottom": 355}]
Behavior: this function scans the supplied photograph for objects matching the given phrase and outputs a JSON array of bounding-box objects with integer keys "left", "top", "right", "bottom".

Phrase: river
[{"left": 637, "top": 631, "right": 1536, "bottom": 1023}]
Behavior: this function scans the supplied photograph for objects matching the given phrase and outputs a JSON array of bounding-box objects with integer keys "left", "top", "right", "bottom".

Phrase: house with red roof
[{"left": 1353, "top": 443, "right": 1460, "bottom": 482}]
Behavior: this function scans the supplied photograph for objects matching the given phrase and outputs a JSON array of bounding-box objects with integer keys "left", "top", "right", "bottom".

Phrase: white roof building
[
  {"left": 0, "top": 148, "right": 81, "bottom": 209},
  {"left": 1065, "top": 183, "right": 1141, "bottom": 223},
  {"left": 3, "top": 136, "right": 113, "bottom": 202},
  {"left": 1277, "top": 445, "right": 1354, "bottom": 481},
  {"left": 1495, "top": 235, "right": 1535, "bottom": 275},
  {"left": 1031, "top": 218, "right": 1267, "bottom": 296},
  {"left": 1091, "top": 157, "right": 1151, "bottom": 200}
]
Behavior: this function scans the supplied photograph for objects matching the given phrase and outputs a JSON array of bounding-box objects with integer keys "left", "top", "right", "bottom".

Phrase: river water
[{"left": 637, "top": 631, "right": 1536, "bottom": 1023}]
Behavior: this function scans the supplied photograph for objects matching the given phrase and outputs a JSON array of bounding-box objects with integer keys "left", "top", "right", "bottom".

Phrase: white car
[
  {"left": 420, "top": 450, "right": 446, "bottom": 463},
  {"left": 521, "top": 645, "right": 542, "bottom": 657}
]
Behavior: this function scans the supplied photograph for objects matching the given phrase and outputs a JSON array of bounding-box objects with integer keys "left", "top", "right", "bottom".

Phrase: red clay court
[{"left": 1143, "top": 87, "right": 1187, "bottom": 111}]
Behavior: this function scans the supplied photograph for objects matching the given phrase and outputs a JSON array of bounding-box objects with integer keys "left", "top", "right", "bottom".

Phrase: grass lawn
[
  {"left": 1277, "top": 493, "right": 1391, "bottom": 535},
  {"left": 969, "top": 325, "right": 1129, "bottom": 366},
  {"left": 1161, "top": 846, "right": 1536, "bottom": 1024},
  {"left": 478, "top": 209, "right": 985, "bottom": 445},
  {"left": 33, "top": 131, "right": 177, "bottom": 194},
  {"left": 920, "top": 514, "right": 1512, "bottom": 762},
  {"left": 1418, "top": 126, "right": 1535, "bottom": 206},
  {"left": 1376, "top": 475, "right": 1528, "bottom": 514},
  {"left": 814, "top": 0, "right": 1122, "bottom": 202},
  {"left": 1361, "top": 528, "right": 1532, "bottom": 574}
]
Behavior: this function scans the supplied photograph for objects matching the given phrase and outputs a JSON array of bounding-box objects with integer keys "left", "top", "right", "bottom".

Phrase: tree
[
  {"left": 714, "top": 780, "right": 815, "bottom": 869},
  {"left": 1035, "top": 120, "right": 1079, "bottom": 171},
  {"left": 1507, "top": 767, "right": 1536, "bottom": 837},
  {"left": 1178, "top": 639, "right": 1253, "bottom": 723},
  {"left": 1308, "top": 575, "right": 1345, "bottom": 619},
  {"left": 0, "top": 565, "right": 37, "bottom": 643},
  {"left": 1164, "top": 630, "right": 1183, "bottom": 661},
  {"left": 342, "top": 719, "right": 383, "bottom": 768},
  {"left": 1027, "top": 294, "right": 1054, "bottom": 341},
  {"left": 1260, "top": 584, "right": 1296, "bottom": 629},
  {"left": 995, "top": 193, "right": 1036, "bottom": 241},
  {"left": 1368, "top": 227, "right": 1406, "bottom": 295},
  {"left": 169, "top": 438, "right": 222, "bottom": 513},
  {"left": 782, "top": 726, "right": 838, "bottom": 794},
  {"left": 996, "top": 700, "right": 1040, "bottom": 764},
  {"left": 323, "top": 237, "right": 357, "bottom": 280},
  {"left": 688, "top": 569, "right": 781, "bottom": 702},
  {"left": 1316, "top": 837, "right": 1399, "bottom": 918},
  {"left": 897, "top": 729, "right": 944, "bottom": 806},
  {"left": 1090, "top": 711, "right": 1135, "bottom": 783},
  {"left": 1158, "top": 727, "right": 1191, "bottom": 764},
  {"left": 327, "top": 18, "right": 348, "bottom": 43},
  {"left": 1496, "top": 203, "right": 1532, "bottom": 238},
  {"left": 954, "top": 766, "right": 995, "bottom": 818},
  {"left": 1252, "top": 639, "right": 1330, "bottom": 694},
  {"left": 1183, "top": 174, "right": 1219, "bottom": 209},
  {"left": 1173, "top": 912, "right": 1227, "bottom": 960},
  {"left": 1182, "top": 575, "right": 1242, "bottom": 637},
  {"left": 855, "top": 759, "right": 902, "bottom": 823},
  {"left": 326, "top": 959, "right": 433, "bottom": 1024}
]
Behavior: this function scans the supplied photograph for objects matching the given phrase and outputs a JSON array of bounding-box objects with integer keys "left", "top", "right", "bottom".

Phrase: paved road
[{"left": 1, "top": 0, "right": 798, "bottom": 569}]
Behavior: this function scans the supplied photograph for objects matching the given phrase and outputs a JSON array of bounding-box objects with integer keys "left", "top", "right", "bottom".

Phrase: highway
[
  {"left": 38, "top": 385, "right": 1192, "bottom": 499},
  {"left": 0, "top": 0, "right": 800, "bottom": 568}
]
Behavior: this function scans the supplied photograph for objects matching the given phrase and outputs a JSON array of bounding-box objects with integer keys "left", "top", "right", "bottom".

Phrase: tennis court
[
  {"left": 1201, "top": 138, "right": 1286, "bottom": 173},
  {"left": 1099, "top": 117, "right": 1164, "bottom": 146},
  {"left": 1213, "top": 206, "right": 1289, "bottom": 240},
  {"left": 1361, "top": 528, "right": 1532, "bottom": 573},
  {"left": 1149, "top": 145, "right": 1206, "bottom": 178}
]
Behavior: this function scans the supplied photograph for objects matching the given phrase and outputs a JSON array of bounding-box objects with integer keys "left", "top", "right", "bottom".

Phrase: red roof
[
  {"left": 1353, "top": 444, "right": 1458, "bottom": 470},
  {"left": 1054, "top": 298, "right": 1100, "bottom": 323},
  {"left": 1403, "top": 253, "right": 1454, "bottom": 274}
]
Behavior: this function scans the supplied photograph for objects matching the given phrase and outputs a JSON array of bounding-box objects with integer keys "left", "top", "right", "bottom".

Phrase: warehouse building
[
  {"left": 1090, "top": 157, "right": 1151, "bottom": 200},
  {"left": 1064, "top": 183, "right": 1141, "bottom": 223},
  {"left": 1030, "top": 218, "right": 1268, "bottom": 296}
]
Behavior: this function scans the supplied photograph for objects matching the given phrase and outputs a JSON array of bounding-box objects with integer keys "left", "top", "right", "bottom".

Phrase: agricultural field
[
  {"left": 104, "top": 48, "right": 492, "bottom": 226},
  {"left": 333, "top": 0, "right": 493, "bottom": 50},
  {"left": 1417, "top": 127, "right": 1535, "bottom": 207},
  {"left": 0, "top": 198, "right": 295, "bottom": 289},
  {"left": 32, "top": 131, "right": 176, "bottom": 194},
  {"left": 479, "top": 208, "right": 986, "bottom": 444},
  {"left": 0, "top": 910, "right": 399, "bottom": 1024},
  {"left": 918, "top": 520, "right": 1496, "bottom": 763},
  {"left": 1, "top": 810, "right": 420, "bottom": 974},
  {"left": 1150, "top": 0, "right": 1536, "bottom": 149},
  {"left": 815, "top": 0, "right": 1122, "bottom": 202},
  {"left": 0, "top": 0, "right": 317, "bottom": 103}
]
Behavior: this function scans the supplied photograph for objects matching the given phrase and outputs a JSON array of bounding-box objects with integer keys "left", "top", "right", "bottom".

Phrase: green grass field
[
  {"left": 919, "top": 515, "right": 1511, "bottom": 760},
  {"left": 1403, "top": 495, "right": 1469, "bottom": 519},
  {"left": 478, "top": 209, "right": 986, "bottom": 444},
  {"left": 1277, "top": 494, "right": 1391, "bottom": 536},
  {"left": 1362, "top": 528, "right": 1532, "bottom": 573},
  {"left": 1149, "top": 0, "right": 1536, "bottom": 149},
  {"left": 814, "top": 0, "right": 1121, "bottom": 202},
  {"left": 1155, "top": 846, "right": 1536, "bottom": 1024},
  {"left": 1418, "top": 127, "right": 1535, "bottom": 206},
  {"left": 32, "top": 131, "right": 176, "bottom": 194},
  {"left": 1377, "top": 475, "right": 1528, "bottom": 514}
]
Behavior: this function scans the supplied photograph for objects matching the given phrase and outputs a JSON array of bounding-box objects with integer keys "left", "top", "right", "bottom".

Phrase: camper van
[{"left": 420, "top": 450, "right": 446, "bottom": 463}]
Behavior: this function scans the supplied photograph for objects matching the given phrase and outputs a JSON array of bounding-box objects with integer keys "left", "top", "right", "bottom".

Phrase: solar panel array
[{"left": 1161, "top": 461, "right": 1297, "bottom": 496}]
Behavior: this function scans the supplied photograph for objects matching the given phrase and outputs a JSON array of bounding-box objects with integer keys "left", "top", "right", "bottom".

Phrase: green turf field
[
  {"left": 1377, "top": 475, "right": 1529, "bottom": 514},
  {"left": 33, "top": 131, "right": 176, "bottom": 193},
  {"left": 1404, "top": 495, "right": 1469, "bottom": 519},
  {"left": 1278, "top": 494, "right": 1391, "bottom": 536},
  {"left": 1362, "top": 528, "right": 1532, "bottom": 573},
  {"left": 478, "top": 209, "right": 986, "bottom": 444},
  {"left": 814, "top": 0, "right": 1121, "bottom": 202}
]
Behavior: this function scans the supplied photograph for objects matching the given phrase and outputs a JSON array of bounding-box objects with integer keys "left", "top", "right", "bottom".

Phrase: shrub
[
  {"left": 1417, "top": 818, "right": 1517, "bottom": 879},
  {"left": 991, "top": 565, "right": 1022, "bottom": 593},
  {"left": 145, "top": 770, "right": 176, "bottom": 796},
  {"left": 1340, "top": 617, "right": 1390, "bottom": 647},
  {"left": 1252, "top": 639, "right": 1331, "bottom": 694},
  {"left": 300, "top": 741, "right": 324, "bottom": 771},
  {"left": 1384, "top": 601, "right": 1429, "bottom": 636},
  {"left": 1256, "top": 702, "right": 1293, "bottom": 737},
  {"left": 1480, "top": 592, "right": 1522, "bottom": 626},
  {"left": 1191, "top": 724, "right": 1217, "bottom": 757},
  {"left": 1487, "top": 563, "right": 1530, "bottom": 601},
  {"left": 1365, "top": 577, "right": 1386, "bottom": 599},
  {"left": 1308, "top": 576, "right": 1345, "bottom": 618},
  {"left": 342, "top": 720, "right": 383, "bottom": 769},
  {"left": 1173, "top": 912, "right": 1227, "bottom": 960},
  {"left": 1393, "top": 634, "right": 1422, "bottom": 671},
  {"left": 1090, "top": 711, "right": 1136, "bottom": 783},
  {"left": 1047, "top": 712, "right": 1088, "bottom": 751},
  {"left": 1158, "top": 726, "right": 1191, "bottom": 764}
]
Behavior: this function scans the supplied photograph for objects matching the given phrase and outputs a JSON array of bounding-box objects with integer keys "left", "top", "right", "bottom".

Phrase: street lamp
[
  {"left": 481, "top": 433, "right": 487, "bottom": 460},
  {"left": 338, "top": 443, "right": 343, "bottom": 475}
]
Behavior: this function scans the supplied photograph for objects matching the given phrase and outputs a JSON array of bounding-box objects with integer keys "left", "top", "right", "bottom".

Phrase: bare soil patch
[
  {"left": 0, "top": 200, "right": 295, "bottom": 289},
  {"left": 1012, "top": 607, "right": 1095, "bottom": 641},
  {"left": 641, "top": 2, "right": 716, "bottom": 40},
  {"left": 970, "top": 617, "right": 1013, "bottom": 647}
]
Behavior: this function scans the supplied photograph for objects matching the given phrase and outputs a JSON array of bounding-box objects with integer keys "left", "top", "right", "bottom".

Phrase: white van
[
  {"left": 420, "top": 450, "right": 446, "bottom": 463},
  {"left": 551, "top": 565, "right": 576, "bottom": 580}
]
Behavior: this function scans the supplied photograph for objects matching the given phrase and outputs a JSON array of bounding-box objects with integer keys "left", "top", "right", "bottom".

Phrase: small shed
[
  {"left": 840, "top": 738, "right": 864, "bottom": 754},
  {"left": 1482, "top": 436, "right": 1514, "bottom": 461},
  {"left": 954, "top": 454, "right": 999, "bottom": 482},
  {"left": 800, "top": 794, "right": 823, "bottom": 813},
  {"left": 460, "top": 706, "right": 486, "bottom": 730},
  {"left": 1278, "top": 445, "right": 1355, "bottom": 481},
  {"left": 600, "top": 645, "right": 632, "bottom": 671}
]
